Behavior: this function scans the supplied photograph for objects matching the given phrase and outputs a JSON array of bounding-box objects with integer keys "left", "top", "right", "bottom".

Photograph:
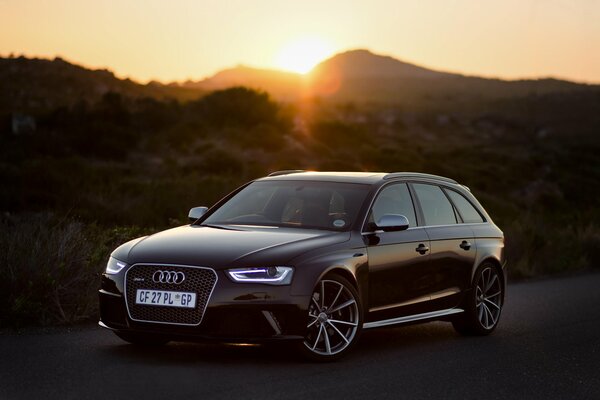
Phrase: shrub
[
  {"left": 310, "top": 120, "right": 371, "bottom": 148},
  {"left": 504, "top": 216, "right": 600, "bottom": 279},
  {"left": 193, "top": 87, "right": 282, "bottom": 128},
  {"left": 0, "top": 214, "right": 151, "bottom": 327}
]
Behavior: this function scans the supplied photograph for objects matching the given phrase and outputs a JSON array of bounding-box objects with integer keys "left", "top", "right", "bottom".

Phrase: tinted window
[
  {"left": 204, "top": 181, "right": 370, "bottom": 231},
  {"left": 369, "top": 183, "right": 417, "bottom": 227},
  {"left": 445, "top": 189, "right": 484, "bottom": 223},
  {"left": 412, "top": 184, "right": 457, "bottom": 226}
]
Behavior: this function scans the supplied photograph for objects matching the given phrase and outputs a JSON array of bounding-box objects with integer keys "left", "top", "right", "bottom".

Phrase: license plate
[{"left": 135, "top": 289, "right": 197, "bottom": 308}]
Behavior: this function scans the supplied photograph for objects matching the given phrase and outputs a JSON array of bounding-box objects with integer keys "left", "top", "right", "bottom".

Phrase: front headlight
[
  {"left": 226, "top": 266, "right": 294, "bottom": 285},
  {"left": 105, "top": 256, "right": 128, "bottom": 275}
]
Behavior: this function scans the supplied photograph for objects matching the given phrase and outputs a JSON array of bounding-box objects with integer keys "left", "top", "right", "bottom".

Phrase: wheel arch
[
  {"left": 321, "top": 267, "right": 359, "bottom": 290},
  {"left": 290, "top": 243, "right": 369, "bottom": 308},
  {"left": 314, "top": 265, "right": 368, "bottom": 315}
]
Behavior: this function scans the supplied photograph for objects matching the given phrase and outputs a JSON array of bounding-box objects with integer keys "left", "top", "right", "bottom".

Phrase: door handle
[
  {"left": 415, "top": 243, "right": 430, "bottom": 255},
  {"left": 459, "top": 240, "right": 471, "bottom": 251}
]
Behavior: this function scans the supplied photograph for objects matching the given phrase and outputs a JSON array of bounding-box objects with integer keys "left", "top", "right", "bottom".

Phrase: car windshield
[{"left": 202, "top": 180, "right": 371, "bottom": 231}]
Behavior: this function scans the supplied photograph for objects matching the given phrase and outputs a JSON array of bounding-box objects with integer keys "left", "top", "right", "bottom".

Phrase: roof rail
[
  {"left": 267, "top": 170, "right": 305, "bottom": 177},
  {"left": 383, "top": 172, "right": 458, "bottom": 184}
]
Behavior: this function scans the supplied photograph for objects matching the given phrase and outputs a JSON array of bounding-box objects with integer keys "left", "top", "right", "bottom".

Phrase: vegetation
[
  {"left": 1, "top": 57, "right": 599, "bottom": 327},
  {"left": 0, "top": 56, "right": 203, "bottom": 115},
  {"left": 0, "top": 214, "right": 152, "bottom": 326}
]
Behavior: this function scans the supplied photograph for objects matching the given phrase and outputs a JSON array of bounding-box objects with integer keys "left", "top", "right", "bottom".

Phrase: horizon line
[{"left": 1, "top": 49, "right": 597, "bottom": 86}]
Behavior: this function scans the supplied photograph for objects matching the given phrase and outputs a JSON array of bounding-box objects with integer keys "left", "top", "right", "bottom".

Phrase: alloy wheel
[
  {"left": 475, "top": 266, "right": 502, "bottom": 329},
  {"left": 303, "top": 279, "right": 360, "bottom": 356}
]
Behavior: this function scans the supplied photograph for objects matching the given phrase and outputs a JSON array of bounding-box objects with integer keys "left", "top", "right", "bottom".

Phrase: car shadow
[
  {"left": 355, "top": 322, "right": 466, "bottom": 354},
  {"left": 99, "top": 339, "right": 297, "bottom": 365},
  {"left": 97, "top": 321, "right": 466, "bottom": 365}
]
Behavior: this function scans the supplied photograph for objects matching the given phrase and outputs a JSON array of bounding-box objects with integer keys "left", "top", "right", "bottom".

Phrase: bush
[
  {"left": 310, "top": 120, "right": 371, "bottom": 148},
  {"left": 0, "top": 214, "right": 151, "bottom": 327},
  {"left": 505, "top": 216, "right": 600, "bottom": 279},
  {"left": 192, "top": 87, "right": 283, "bottom": 129}
]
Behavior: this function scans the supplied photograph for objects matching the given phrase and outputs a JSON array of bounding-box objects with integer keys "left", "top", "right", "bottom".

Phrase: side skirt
[{"left": 363, "top": 308, "right": 464, "bottom": 329}]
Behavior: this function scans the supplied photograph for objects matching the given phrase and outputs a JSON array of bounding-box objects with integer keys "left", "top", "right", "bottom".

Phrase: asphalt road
[{"left": 1, "top": 273, "right": 599, "bottom": 400}]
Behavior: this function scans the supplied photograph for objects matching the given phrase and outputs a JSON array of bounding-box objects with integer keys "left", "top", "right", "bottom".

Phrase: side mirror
[
  {"left": 188, "top": 206, "right": 208, "bottom": 222},
  {"left": 376, "top": 214, "right": 409, "bottom": 232}
]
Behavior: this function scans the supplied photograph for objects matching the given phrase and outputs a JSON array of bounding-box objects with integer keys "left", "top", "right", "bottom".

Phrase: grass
[{"left": 0, "top": 213, "right": 151, "bottom": 327}]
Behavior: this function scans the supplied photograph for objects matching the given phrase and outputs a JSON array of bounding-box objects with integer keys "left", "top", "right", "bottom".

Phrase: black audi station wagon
[{"left": 99, "top": 171, "right": 506, "bottom": 360}]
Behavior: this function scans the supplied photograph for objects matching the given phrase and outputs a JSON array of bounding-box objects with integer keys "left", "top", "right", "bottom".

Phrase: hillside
[
  {"left": 181, "top": 65, "right": 303, "bottom": 101},
  {"left": 0, "top": 56, "right": 204, "bottom": 114},
  {"left": 307, "top": 50, "right": 590, "bottom": 105},
  {"left": 180, "top": 49, "right": 593, "bottom": 106},
  {"left": 310, "top": 49, "right": 449, "bottom": 79},
  {"left": 2, "top": 51, "right": 596, "bottom": 115}
]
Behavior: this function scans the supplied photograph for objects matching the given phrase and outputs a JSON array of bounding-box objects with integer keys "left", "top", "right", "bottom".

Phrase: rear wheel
[
  {"left": 114, "top": 331, "right": 170, "bottom": 346},
  {"left": 453, "top": 263, "right": 504, "bottom": 335},
  {"left": 299, "top": 274, "right": 363, "bottom": 361}
]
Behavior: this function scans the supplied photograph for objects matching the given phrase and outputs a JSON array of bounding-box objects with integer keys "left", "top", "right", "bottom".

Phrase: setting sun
[{"left": 275, "top": 37, "right": 335, "bottom": 74}]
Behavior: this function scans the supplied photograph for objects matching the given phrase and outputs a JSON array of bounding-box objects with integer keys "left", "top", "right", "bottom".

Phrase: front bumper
[{"left": 99, "top": 268, "right": 310, "bottom": 342}]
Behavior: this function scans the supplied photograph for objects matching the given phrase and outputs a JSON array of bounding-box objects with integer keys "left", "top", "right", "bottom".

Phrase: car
[{"left": 99, "top": 171, "right": 506, "bottom": 361}]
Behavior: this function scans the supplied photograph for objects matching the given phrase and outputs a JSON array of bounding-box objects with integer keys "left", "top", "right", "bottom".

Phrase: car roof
[{"left": 259, "top": 171, "right": 459, "bottom": 185}]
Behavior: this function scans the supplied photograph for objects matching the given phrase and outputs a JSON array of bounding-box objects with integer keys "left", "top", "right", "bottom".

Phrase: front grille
[{"left": 125, "top": 264, "right": 217, "bottom": 326}]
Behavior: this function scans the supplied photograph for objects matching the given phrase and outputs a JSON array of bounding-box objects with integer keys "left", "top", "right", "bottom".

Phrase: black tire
[
  {"left": 298, "top": 273, "right": 363, "bottom": 362},
  {"left": 453, "top": 262, "right": 504, "bottom": 336},
  {"left": 114, "top": 331, "right": 170, "bottom": 346}
]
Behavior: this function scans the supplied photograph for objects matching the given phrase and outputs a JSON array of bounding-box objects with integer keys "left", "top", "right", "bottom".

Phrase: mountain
[
  {"left": 0, "top": 56, "right": 203, "bottom": 113},
  {"left": 305, "top": 49, "right": 589, "bottom": 105},
  {"left": 181, "top": 65, "right": 303, "bottom": 101},
  {"left": 181, "top": 49, "right": 592, "bottom": 106},
  {"left": 310, "top": 49, "right": 448, "bottom": 79},
  {"left": 178, "top": 50, "right": 451, "bottom": 100},
  {"left": 1, "top": 50, "right": 596, "bottom": 115}
]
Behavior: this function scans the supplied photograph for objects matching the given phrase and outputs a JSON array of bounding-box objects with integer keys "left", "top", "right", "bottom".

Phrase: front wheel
[
  {"left": 299, "top": 274, "right": 363, "bottom": 361},
  {"left": 453, "top": 263, "right": 504, "bottom": 335}
]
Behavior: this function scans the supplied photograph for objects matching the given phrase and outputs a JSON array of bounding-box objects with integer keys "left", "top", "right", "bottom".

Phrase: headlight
[
  {"left": 105, "top": 257, "right": 128, "bottom": 274},
  {"left": 226, "top": 266, "right": 294, "bottom": 285}
]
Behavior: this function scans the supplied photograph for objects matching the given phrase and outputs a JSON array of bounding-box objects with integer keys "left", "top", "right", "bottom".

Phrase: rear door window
[
  {"left": 445, "top": 189, "right": 485, "bottom": 223},
  {"left": 412, "top": 183, "right": 457, "bottom": 226}
]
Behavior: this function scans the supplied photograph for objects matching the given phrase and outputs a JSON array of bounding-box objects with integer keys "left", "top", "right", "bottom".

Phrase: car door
[
  {"left": 411, "top": 183, "right": 477, "bottom": 310},
  {"left": 365, "top": 182, "right": 434, "bottom": 321}
]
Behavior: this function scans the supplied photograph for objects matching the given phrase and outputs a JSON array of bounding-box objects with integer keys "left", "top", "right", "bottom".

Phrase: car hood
[{"left": 112, "top": 225, "right": 350, "bottom": 269}]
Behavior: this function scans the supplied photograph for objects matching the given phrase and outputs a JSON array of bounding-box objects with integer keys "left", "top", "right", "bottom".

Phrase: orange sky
[{"left": 1, "top": 0, "right": 599, "bottom": 83}]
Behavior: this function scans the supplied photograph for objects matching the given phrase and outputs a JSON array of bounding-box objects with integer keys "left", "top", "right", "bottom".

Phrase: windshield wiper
[{"left": 199, "top": 223, "right": 239, "bottom": 231}]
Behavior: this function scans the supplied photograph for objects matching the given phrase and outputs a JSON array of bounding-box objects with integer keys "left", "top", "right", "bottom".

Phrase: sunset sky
[{"left": 1, "top": 0, "right": 599, "bottom": 83}]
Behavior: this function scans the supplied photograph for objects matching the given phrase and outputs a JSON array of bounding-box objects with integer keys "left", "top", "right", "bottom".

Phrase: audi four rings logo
[{"left": 152, "top": 270, "right": 186, "bottom": 284}]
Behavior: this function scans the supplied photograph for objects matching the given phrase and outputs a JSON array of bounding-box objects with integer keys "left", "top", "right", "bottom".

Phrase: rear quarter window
[{"left": 445, "top": 189, "right": 485, "bottom": 223}]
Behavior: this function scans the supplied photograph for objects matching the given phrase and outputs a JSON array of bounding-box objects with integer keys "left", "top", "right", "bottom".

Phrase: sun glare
[{"left": 275, "top": 37, "right": 334, "bottom": 74}]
